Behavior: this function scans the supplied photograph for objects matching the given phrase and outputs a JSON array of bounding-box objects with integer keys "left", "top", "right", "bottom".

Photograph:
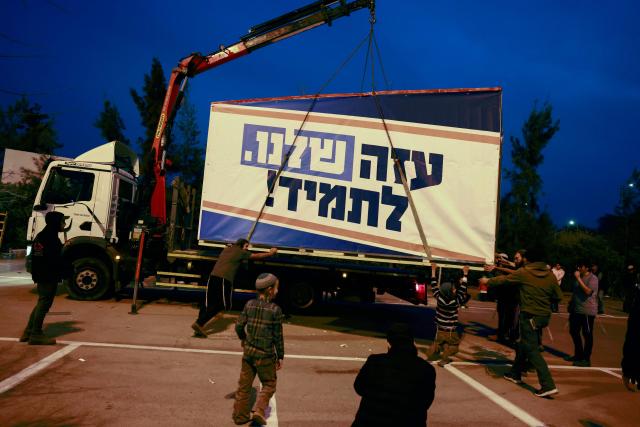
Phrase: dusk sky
[{"left": 1, "top": 0, "right": 639, "bottom": 228}]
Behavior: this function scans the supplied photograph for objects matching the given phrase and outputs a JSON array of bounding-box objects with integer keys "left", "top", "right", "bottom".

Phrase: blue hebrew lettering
[
  {"left": 347, "top": 188, "right": 380, "bottom": 227},
  {"left": 285, "top": 129, "right": 355, "bottom": 181},
  {"left": 392, "top": 149, "right": 444, "bottom": 190},
  {"left": 360, "top": 144, "right": 388, "bottom": 182},
  {"left": 318, "top": 183, "right": 346, "bottom": 220},
  {"left": 304, "top": 180, "right": 317, "bottom": 201},
  {"left": 266, "top": 170, "right": 276, "bottom": 207},
  {"left": 381, "top": 186, "right": 408, "bottom": 232},
  {"left": 392, "top": 148, "right": 412, "bottom": 184},
  {"left": 242, "top": 124, "right": 287, "bottom": 169},
  {"left": 279, "top": 176, "right": 303, "bottom": 211},
  {"left": 409, "top": 151, "right": 443, "bottom": 190}
]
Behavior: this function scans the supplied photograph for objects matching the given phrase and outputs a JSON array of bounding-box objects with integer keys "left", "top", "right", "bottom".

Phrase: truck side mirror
[{"left": 33, "top": 203, "right": 47, "bottom": 211}]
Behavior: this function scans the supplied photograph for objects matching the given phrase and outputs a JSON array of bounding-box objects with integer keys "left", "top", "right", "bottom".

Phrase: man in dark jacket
[
  {"left": 352, "top": 323, "right": 436, "bottom": 426},
  {"left": 21, "top": 211, "right": 66, "bottom": 345},
  {"left": 479, "top": 246, "right": 563, "bottom": 398}
]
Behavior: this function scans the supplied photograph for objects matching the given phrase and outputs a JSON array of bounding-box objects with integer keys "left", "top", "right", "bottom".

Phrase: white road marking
[
  {"left": 444, "top": 364, "right": 546, "bottom": 427},
  {"left": 0, "top": 278, "right": 33, "bottom": 287},
  {"left": 285, "top": 354, "right": 366, "bottom": 362},
  {"left": 450, "top": 361, "right": 623, "bottom": 371},
  {"left": 552, "top": 312, "right": 628, "bottom": 320},
  {"left": 0, "top": 338, "right": 624, "bottom": 371},
  {"left": 58, "top": 340, "right": 245, "bottom": 356},
  {"left": 599, "top": 368, "right": 622, "bottom": 379},
  {"left": 259, "top": 382, "right": 279, "bottom": 427},
  {"left": 267, "top": 394, "right": 278, "bottom": 426},
  {"left": 0, "top": 343, "right": 81, "bottom": 394},
  {"left": 0, "top": 336, "right": 626, "bottom": 426},
  {"left": 0, "top": 337, "right": 365, "bottom": 361}
]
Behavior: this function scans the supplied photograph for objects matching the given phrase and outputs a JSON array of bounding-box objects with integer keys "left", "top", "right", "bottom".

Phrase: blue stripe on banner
[
  {"left": 230, "top": 91, "right": 501, "bottom": 133},
  {"left": 199, "top": 210, "right": 410, "bottom": 256}
]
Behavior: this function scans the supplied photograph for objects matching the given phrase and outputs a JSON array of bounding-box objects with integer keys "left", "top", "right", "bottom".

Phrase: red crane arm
[{"left": 149, "top": 0, "right": 374, "bottom": 224}]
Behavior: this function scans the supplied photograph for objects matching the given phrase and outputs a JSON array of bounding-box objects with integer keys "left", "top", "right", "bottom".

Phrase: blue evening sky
[{"left": 1, "top": 0, "right": 639, "bottom": 228}]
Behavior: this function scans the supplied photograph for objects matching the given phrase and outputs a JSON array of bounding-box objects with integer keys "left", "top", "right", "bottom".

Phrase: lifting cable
[
  {"left": 365, "top": 9, "right": 433, "bottom": 261},
  {"left": 247, "top": 2, "right": 433, "bottom": 263},
  {"left": 246, "top": 29, "right": 372, "bottom": 242}
]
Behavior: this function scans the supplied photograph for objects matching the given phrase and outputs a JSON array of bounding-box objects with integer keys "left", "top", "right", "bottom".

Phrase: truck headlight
[{"left": 26, "top": 245, "right": 32, "bottom": 257}]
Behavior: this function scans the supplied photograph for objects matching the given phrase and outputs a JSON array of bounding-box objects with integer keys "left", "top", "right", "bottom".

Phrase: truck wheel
[
  {"left": 287, "top": 281, "right": 316, "bottom": 310},
  {"left": 67, "top": 257, "right": 112, "bottom": 300}
]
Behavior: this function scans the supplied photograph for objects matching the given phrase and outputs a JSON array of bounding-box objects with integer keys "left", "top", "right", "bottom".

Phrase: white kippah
[{"left": 255, "top": 273, "right": 278, "bottom": 290}]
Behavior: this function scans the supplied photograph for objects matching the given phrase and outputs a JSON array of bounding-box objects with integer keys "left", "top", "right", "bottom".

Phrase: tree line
[
  {"left": 497, "top": 103, "right": 639, "bottom": 295},
  {"left": 0, "top": 61, "right": 638, "bottom": 295},
  {"left": 0, "top": 58, "right": 204, "bottom": 249}
]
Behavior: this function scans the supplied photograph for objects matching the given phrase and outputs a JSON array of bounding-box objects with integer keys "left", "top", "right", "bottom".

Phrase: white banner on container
[{"left": 199, "top": 103, "right": 500, "bottom": 264}]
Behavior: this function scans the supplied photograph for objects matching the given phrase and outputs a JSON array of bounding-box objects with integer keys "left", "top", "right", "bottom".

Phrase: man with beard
[{"left": 480, "top": 246, "right": 563, "bottom": 397}]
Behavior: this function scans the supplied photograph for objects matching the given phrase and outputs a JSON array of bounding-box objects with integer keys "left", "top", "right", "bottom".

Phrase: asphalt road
[{"left": 0, "top": 259, "right": 637, "bottom": 427}]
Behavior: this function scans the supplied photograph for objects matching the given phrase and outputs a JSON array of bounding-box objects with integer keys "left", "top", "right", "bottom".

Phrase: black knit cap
[
  {"left": 45, "top": 211, "right": 65, "bottom": 227},
  {"left": 386, "top": 323, "right": 414, "bottom": 347}
]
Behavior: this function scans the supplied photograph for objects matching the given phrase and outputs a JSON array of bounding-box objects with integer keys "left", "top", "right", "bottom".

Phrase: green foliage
[
  {"left": 497, "top": 102, "right": 559, "bottom": 255},
  {"left": 504, "top": 102, "right": 559, "bottom": 213},
  {"left": 94, "top": 100, "right": 129, "bottom": 145},
  {"left": 0, "top": 97, "right": 61, "bottom": 154},
  {"left": 0, "top": 156, "right": 49, "bottom": 249},
  {"left": 598, "top": 168, "right": 640, "bottom": 265},
  {"left": 130, "top": 57, "right": 169, "bottom": 175},
  {"left": 173, "top": 94, "right": 204, "bottom": 187},
  {"left": 549, "top": 228, "right": 624, "bottom": 294},
  {"left": 0, "top": 98, "right": 60, "bottom": 249}
]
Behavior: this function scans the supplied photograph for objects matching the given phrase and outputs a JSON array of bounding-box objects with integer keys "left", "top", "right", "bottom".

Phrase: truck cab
[{"left": 27, "top": 141, "right": 140, "bottom": 299}]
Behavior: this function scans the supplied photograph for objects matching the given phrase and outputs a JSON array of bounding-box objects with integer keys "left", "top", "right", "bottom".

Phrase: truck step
[
  {"left": 157, "top": 271, "right": 201, "bottom": 279},
  {"left": 167, "top": 250, "right": 217, "bottom": 261},
  {"left": 155, "top": 282, "right": 205, "bottom": 289}
]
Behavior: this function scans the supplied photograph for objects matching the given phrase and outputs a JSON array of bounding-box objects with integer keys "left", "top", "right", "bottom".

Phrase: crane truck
[{"left": 26, "top": 0, "right": 503, "bottom": 310}]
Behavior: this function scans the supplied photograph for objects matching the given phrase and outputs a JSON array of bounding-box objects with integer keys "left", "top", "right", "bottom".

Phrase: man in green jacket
[{"left": 479, "top": 246, "right": 563, "bottom": 397}]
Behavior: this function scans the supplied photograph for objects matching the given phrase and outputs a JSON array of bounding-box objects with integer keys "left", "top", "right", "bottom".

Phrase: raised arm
[
  {"left": 249, "top": 247, "right": 278, "bottom": 260},
  {"left": 574, "top": 271, "right": 594, "bottom": 296},
  {"left": 430, "top": 263, "right": 440, "bottom": 298}
]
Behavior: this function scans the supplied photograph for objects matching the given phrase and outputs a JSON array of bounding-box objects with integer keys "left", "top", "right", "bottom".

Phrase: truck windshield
[{"left": 41, "top": 167, "right": 95, "bottom": 204}]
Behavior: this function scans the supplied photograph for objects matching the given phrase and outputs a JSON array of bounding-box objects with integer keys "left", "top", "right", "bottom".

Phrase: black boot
[{"left": 28, "top": 333, "right": 56, "bottom": 345}]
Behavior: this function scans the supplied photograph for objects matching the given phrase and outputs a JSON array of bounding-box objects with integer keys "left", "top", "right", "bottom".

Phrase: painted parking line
[
  {"left": 0, "top": 343, "right": 81, "bottom": 394},
  {"left": 599, "top": 368, "right": 622, "bottom": 379},
  {"left": 0, "top": 337, "right": 368, "bottom": 361},
  {"left": 259, "top": 383, "right": 279, "bottom": 427},
  {"left": 0, "top": 278, "right": 33, "bottom": 287},
  {"left": 267, "top": 394, "right": 278, "bottom": 427},
  {"left": 445, "top": 364, "right": 545, "bottom": 427},
  {"left": 3, "top": 337, "right": 625, "bottom": 371},
  {"left": 1, "top": 336, "right": 626, "bottom": 426}
]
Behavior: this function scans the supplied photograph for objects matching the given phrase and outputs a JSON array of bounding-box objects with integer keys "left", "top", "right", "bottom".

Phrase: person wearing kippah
[
  {"left": 232, "top": 273, "right": 284, "bottom": 425},
  {"left": 479, "top": 246, "right": 563, "bottom": 398}
]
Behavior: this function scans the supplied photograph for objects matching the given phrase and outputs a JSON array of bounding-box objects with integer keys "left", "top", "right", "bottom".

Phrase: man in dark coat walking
[
  {"left": 21, "top": 211, "right": 66, "bottom": 345},
  {"left": 352, "top": 323, "right": 436, "bottom": 426}
]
